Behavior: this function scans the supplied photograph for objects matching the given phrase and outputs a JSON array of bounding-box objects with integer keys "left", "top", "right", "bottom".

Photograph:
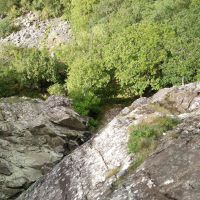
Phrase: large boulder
[
  {"left": 106, "top": 115, "right": 200, "bottom": 200},
  {"left": 17, "top": 83, "right": 200, "bottom": 200},
  {"left": 0, "top": 96, "right": 89, "bottom": 200}
]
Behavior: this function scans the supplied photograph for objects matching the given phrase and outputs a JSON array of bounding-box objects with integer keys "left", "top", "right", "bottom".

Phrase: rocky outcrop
[
  {"left": 107, "top": 115, "right": 200, "bottom": 200},
  {"left": 0, "top": 12, "right": 72, "bottom": 49},
  {"left": 0, "top": 96, "right": 89, "bottom": 200},
  {"left": 96, "top": 104, "right": 124, "bottom": 132},
  {"left": 17, "top": 83, "right": 200, "bottom": 200}
]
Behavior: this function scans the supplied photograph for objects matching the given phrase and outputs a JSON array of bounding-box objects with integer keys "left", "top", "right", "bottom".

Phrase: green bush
[
  {"left": 88, "top": 118, "right": 99, "bottom": 131},
  {"left": 71, "top": 0, "right": 99, "bottom": 32},
  {"left": 71, "top": 91, "right": 101, "bottom": 116},
  {"left": 11, "top": 47, "right": 66, "bottom": 89},
  {"left": 0, "top": 0, "right": 20, "bottom": 15},
  {"left": 104, "top": 22, "right": 171, "bottom": 96},
  {"left": 0, "top": 66, "right": 19, "bottom": 97},
  {"left": 161, "top": 3, "right": 200, "bottom": 86},
  {"left": 48, "top": 83, "right": 66, "bottom": 96},
  {"left": 1, "top": 0, "right": 200, "bottom": 118},
  {"left": 31, "top": 0, "right": 65, "bottom": 18},
  {"left": 0, "top": 46, "right": 67, "bottom": 97},
  {"left": 60, "top": 0, "right": 200, "bottom": 109},
  {"left": 62, "top": 0, "right": 71, "bottom": 20},
  {"left": 0, "top": 45, "right": 20, "bottom": 97},
  {"left": 0, "top": 0, "right": 71, "bottom": 18},
  {"left": 29, "top": 0, "right": 72, "bottom": 18},
  {"left": 0, "top": 17, "right": 17, "bottom": 38}
]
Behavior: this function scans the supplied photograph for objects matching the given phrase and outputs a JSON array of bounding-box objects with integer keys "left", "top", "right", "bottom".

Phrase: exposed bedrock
[{"left": 18, "top": 83, "right": 200, "bottom": 200}]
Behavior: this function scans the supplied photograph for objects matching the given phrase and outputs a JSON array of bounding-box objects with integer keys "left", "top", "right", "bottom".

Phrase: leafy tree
[
  {"left": 70, "top": 0, "right": 100, "bottom": 32},
  {"left": 48, "top": 83, "right": 66, "bottom": 96},
  {"left": 104, "top": 22, "right": 172, "bottom": 96},
  {"left": 11, "top": 47, "right": 66, "bottom": 89},
  {"left": 1, "top": 0, "right": 200, "bottom": 116},
  {"left": 161, "top": 2, "right": 200, "bottom": 85},
  {"left": 0, "top": 46, "right": 67, "bottom": 96},
  {"left": 60, "top": 0, "right": 199, "bottom": 115}
]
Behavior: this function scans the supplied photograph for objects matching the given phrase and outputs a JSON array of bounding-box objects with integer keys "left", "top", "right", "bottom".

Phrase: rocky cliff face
[
  {"left": 17, "top": 82, "right": 200, "bottom": 200},
  {"left": 0, "top": 12, "right": 71, "bottom": 49},
  {"left": 0, "top": 96, "right": 90, "bottom": 200}
]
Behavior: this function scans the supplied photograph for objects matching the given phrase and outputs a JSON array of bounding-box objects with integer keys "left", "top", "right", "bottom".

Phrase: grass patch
[
  {"left": 0, "top": 17, "right": 19, "bottom": 38},
  {"left": 128, "top": 116, "right": 180, "bottom": 170},
  {"left": 148, "top": 103, "right": 171, "bottom": 115},
  {"left": 105, "top": 166, "right": 121, "bottom": 179},
  {"left": 111, "top": 116, "right": 180, "bottom": 190}
]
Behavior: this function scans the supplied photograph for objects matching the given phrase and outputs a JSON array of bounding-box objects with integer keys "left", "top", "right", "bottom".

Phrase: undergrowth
[{"left": 128, "top": 116, "right": 180, "bottom": 170}]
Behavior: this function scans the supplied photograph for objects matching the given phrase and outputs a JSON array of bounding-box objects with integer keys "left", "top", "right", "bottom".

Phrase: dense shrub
[
  {"left": 31, "top": 0, "right": 65, "bottom": 17},
  {"left": 0, "top": 0, "right": 71, "bottom": 18},
  {"left": 48, "top": 83, "right": 66, "bottom": 96},
  {"left": 104, "top": 22, "right": 172, "bottom": 96},
  {"left": 11, "top": 47, "right": 66, "bottom": 89},
  {"left": 1, "top": 0, "right": 200, "bottom": 116},
  {"left": 0, "top": 0, "right": 20, "bottom": 15},
  {"left": 0, "top": 46, "right": 67, "bottom": 97},
  {"left": 0, "top": 45, "right": 20, "bottom": 97},
  {"left": 70, "top": 0, "right": 99, "bottom": 32},
  {"left": 0, "top": 66, "right": 19, "bottom": 97},
  {"left": 71, "top": 91, "right": 101, "bottom": 116},
  {"left": 61, "top": 0, "right": 200, "bottom": 108},
  {"left": 0, "top": 17, "right": 18, "bottom": 38},
  {"left": 161, "top": 3, "right": 200, "bottom": 85}
]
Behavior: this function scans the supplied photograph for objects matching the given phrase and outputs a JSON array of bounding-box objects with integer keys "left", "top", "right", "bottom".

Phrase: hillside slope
[{"left": 17, "top": 83, "right": 200, "bottom": 200}]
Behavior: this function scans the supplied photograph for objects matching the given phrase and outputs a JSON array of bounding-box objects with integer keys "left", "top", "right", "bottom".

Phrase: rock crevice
[{"left": 0, "top": 96, "right": 89, "bottom": 200}]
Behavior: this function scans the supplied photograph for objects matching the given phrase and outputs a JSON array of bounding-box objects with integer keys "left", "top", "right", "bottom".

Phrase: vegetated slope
[
  {"left": 17, "top": 82, "right": 200, "bottom": 200},
  {"left": 0, "top": 0, "right": 200, "bottom": 116},
  {"left": 59, "top": 0, "right": 200, "bottom": 113}
]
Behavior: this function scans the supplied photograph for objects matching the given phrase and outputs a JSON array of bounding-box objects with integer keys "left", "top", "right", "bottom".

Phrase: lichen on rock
[
  {"left": 16, "top": 83, "right": 200, "bottom": 200},
  {"left": 0, "top": 96, "right": 90, "bottom": 200}
]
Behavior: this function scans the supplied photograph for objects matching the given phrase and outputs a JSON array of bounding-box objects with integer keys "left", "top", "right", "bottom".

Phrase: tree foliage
[
  {"left": 1, "top": 0, "right": 200, "bottom": 115},
  {"left": 63, "top": 0, "right": 200, "bottom": 99},
  {"left": 0, "top": 46, "right": 67, "bottom": 97}
]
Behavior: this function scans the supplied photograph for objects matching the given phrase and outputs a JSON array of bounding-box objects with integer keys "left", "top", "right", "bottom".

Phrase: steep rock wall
[
  {"left": 0, "top": 96, "right": 89, "bottom": 200},
  {"left": 18, "top": 83, "right": 200, "bottom": 200}
]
